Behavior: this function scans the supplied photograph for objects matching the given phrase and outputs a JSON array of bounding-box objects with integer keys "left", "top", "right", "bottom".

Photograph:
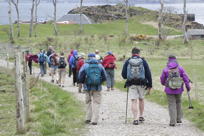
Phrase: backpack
[
  {"left": 167, "top": 68, "right": 183, "bottom": 90},
  {"left": 73, "top": 56, "right": 78, "bottom": 68},
  {"left": 50, "top": 55, "right": 58, "bottom": 66},
  {"left": 127, "top": 57, "right": 145, "bottom": 81},
  {"left": 39, "top": 54, "right": 46, "bottom": 64},
  {"left": 58, "top": 57, "right": 66, "bottom": 68},
  {"left": 106, "top": 62, "right": 115, "bottom": 69},
  {"left": 85, "top": 63, "right": 101, "bottom": 86}
]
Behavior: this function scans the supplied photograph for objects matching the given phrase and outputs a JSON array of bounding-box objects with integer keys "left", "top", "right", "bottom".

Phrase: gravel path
[
  {"left": 40, "top": 70, "right": 204, "bottom": 136},
  {"left": 0, "top": 59, "right": 203, "bottom": 136}
]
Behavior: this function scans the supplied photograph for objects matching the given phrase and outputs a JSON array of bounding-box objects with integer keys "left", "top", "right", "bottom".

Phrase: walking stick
[
  {"left": 187, "top": 91, "right": 194, "bottom": 109},
  {"left": 125, "top": 88, "right": 129, "bottom": 124}
]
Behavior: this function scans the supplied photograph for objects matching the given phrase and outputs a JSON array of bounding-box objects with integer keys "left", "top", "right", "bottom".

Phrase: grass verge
[{"left": 0, "top": 68, "right": 86, "bottom": 136}]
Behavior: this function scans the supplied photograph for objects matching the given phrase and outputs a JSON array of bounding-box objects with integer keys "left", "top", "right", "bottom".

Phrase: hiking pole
[
  {"left": 187, "top": 91, "right": 194, "bottom": 109},
  {"left": 125, "top": 88, "right": 129, "bottom": 124}
]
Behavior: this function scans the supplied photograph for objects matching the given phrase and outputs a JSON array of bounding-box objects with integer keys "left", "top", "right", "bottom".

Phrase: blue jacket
[
  {"left": 122, "top": 56, "right": 152, "bottom": 88},
  {"left": 69, "top": 50, "right": 78, "bottom": 68},
  {"left": 78, "top": 59, "right": 107, "bottom": 91}
]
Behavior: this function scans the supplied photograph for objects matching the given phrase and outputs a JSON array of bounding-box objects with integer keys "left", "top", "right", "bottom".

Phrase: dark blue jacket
[
  {"left": 122, "top": 56, "right": 152, "bottom": 88},
  {"left": 78, "top": 59, "right": 107, "bottom": 91}
]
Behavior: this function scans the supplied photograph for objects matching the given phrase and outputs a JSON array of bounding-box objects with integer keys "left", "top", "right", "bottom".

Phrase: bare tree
[
  {"left": 11, "top": 0, "right": 20, "bottom": 37},
  {"left": 52, "top": 0, "right": 58, "bottom": 36},
  {"left": 158, "top": 0, "right": 164, "bottom": 40},
  {"left": 79, "top": 0, "right": 83, "bottom": 33},
  {"left": 34, "top": 0, "right": 40, "bottom": 37},
  {"left": 8, "top": 0, "right": 14, "bottom": 42},
  {"left": 124, "top": 0, "right": 129, "bottom": 36},
  {"left": 183, "top": 0, "right": 189, "bottom": 44},
  {"left": 29, "top": 0, "right": 35, "bottom": 37}
]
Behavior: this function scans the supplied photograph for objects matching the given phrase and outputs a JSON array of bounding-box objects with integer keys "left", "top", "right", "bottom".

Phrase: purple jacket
[{"left": 160, "top": 59, "right": 190, "bottom": 94}]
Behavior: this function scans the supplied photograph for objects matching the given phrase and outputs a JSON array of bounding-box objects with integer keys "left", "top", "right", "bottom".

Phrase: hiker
[
  {"left": 47, "top": 46, "right": 54, "bottom": 75},
  {"left": 122, "top": 47, "right": 152, "bottom": 125},
  {"left": 160, "top": 55, "right": 191, "bottom": 127},
  {"left": 48, "top": 51, "right": 58, "bottom": 83},
  {"left": 102, "top": 51, "right": 116, "bottom": 91},
  {"left": 38, "top": 49, "right": 48, "bottom": 77},
  {"left": 95, "top": 50, "right": 103, "bottom": 63},
  {"left": 25, "top": 50, "right": 33, "bottom": 75},
  {"left": 78, "top": 53, "right": 106, "bottom": 125},
  {"left": 58, "top": 52, "right": 67, "bottom": 87},
  {"left": 67, "top": 50, "right": 74, "bottom": 77},
  {"left": 69, "top": 50, "right": 78, "bottom": 86},
  {"left": 76, "top": 53, "right": 85, "bottom": 93}
]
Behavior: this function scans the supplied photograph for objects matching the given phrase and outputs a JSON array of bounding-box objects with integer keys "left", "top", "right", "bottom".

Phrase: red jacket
[
  {"left": 76, "top": 58, "right": 85, "bottom": 71},
  {"left": 102, "top": 54, "right": 116, "bottom": 69}
]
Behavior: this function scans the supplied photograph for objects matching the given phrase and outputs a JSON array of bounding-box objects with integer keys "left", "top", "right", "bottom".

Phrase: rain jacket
[{"left": 160, "top": 58, "right": 191, "bottom": 94}]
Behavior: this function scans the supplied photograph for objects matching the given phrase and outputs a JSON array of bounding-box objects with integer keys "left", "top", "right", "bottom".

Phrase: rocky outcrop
[{"left": 68, "top": 4, "right": 204, "bottom": 29}]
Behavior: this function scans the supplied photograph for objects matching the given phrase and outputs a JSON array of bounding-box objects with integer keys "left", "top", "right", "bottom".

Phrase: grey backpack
[
  {"left": 167, "top": 68, "right": 183, "bottom": 90},
  {"left": 127, "top": 57, "right": 145, "bottom": 81}
]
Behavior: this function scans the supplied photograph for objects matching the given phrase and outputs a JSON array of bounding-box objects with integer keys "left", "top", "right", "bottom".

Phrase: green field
[{"left": 0, "top": 68, "right": 85, "bottom": 136}]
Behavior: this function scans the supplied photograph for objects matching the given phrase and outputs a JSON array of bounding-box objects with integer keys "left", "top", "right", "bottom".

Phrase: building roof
[
  {"left": 57, "top": 14, "right": 92, "bottom": 24},
  {"left": 187, "top": 29, "right": 204, "bottom": 36}
]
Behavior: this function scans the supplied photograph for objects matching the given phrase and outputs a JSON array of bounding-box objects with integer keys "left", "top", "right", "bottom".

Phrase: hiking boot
[
  {"left": 169, "top": 124, "right": 175, "bottom": 127},
  {"left": 107, "top": 88, "right": 110, "bottom": 91},
  {"left": 111, "top": 88, "right": 114, "bottom": 91},
  {"left": 61, "top": 85, "right": 64, "bottom": 88},
  {"left": 139, "top": 117, "right": 145, "bottom": 122},
  {"left": 133, "top": 120, "right": 139, "bottom": 125},
  {"left": 51, "top": 80, "right": 54, "bottom": 83},
  {"left": 91, "top": 122, "right": 97, "bottom": 125},
  {"left": 177, "top": 120, "right": 182, "bottom": 123},
  {"left": 85, "top": 120, "right": 91, "bottom": 124}
]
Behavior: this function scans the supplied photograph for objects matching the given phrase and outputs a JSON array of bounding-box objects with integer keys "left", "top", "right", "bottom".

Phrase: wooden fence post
[
  {"left": 15, "top": 51, "right": 26, "bottom": 133},
  {"left": 7, "top": 53, "right": 9, "bottom": 68},
  {"left": 22, "top": 51, "right": 29, "bottom": 122}
]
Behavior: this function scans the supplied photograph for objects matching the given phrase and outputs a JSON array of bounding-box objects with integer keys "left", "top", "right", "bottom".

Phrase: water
[
  {"left": 136, "top": 3, "right": 204, "bottom": 25},
  {"left": 0, "top": 2, "right": 204, "bottom": 25}
]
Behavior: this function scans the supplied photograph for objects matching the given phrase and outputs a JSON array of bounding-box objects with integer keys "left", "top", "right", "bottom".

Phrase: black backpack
[{"left": 58, "top": 57, "right": 67, "bottom": 68}]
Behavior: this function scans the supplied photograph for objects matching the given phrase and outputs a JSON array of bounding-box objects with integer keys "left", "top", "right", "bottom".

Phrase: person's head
[
  {"left": 88, "top": 53, "right": 96, "bottom": 60},
  {"left": 95, "top": 50, "right": 99, "bottom": 54},
  {"left": 48, "top": 46, "right": 53, "bottom": 51},
  {"left": 132, "top": 47, "right": 140, "bottom": 55},
  {"left": 60, "top": 52, "right": 64, "bottom": 56},
  {"left": 107, "top": 51, "right": 113, "bottom": 55},
  {"left": 80, "top": 53, "right": 85, "bottom": 59},
  {"left": 25, "top": 50, "right": 29, "bottom": 55},
  {"left": 168, "top": 55, "right": 176, "bottom": 61}
]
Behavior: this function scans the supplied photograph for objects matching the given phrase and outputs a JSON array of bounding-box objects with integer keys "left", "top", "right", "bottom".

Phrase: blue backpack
[
  {"left": 85, "top": 63, "right": 101, "bottom": 86},
  {"left": 39, "top": 54, "right": 46, "bottom": 64},
  {"left": 127, "top": 57, "right": 145, "bottom": 81}
]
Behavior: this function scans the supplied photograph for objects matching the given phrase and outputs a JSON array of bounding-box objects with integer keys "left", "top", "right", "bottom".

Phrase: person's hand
[{"left": 146, "top": 88, "right": 151, "bottom": 95}]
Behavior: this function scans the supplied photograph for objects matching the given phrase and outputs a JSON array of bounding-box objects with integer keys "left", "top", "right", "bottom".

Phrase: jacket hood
[
  {"left": 73, "top": 50, "right": 78, "bottom": 56},
  {"left": 70, "top": 50, "right": 74, "bottom": 54},
  {"left": 87, "top": 58, "right": 98, "bottom": 64},
  {"left": 167, "top": 60, "right": 178, "bottom": 69}
]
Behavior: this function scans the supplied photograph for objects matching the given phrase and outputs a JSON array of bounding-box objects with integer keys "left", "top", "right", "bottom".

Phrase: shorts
[
  {"left": 51, "top": 66, "right": 58, "bottom": 74},
  {"left": 129, "top": 85, "right": 145, "bottom": 99}
]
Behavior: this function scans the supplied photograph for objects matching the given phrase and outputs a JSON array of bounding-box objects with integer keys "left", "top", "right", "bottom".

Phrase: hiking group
[{"left": 25, "top": 46, "right": 191, "bottom": 127}]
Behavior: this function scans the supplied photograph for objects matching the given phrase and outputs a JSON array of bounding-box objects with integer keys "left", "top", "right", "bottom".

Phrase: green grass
[
  {"left": 0, "top": 69, "right": 86, "bottom": 136},
  {"left": 0, "top": 68, "right": 16, "bottom": 136}
]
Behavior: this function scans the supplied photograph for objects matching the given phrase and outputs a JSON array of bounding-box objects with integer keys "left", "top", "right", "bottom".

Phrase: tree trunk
[
  {"left": 29, "top": 0, "right": 35, "bottom": 37},
  {"left": 125, "top": 0, "right": 129, "bottom": 36},
  {"left": 8, "top": 0, "right": 14, "bottom": 42},
  {"left": 34, "top": 0, "right": 40, "bottom": 37},
  {"left": 183, "top": 0, "right": 189, "bottom": 44},
  {"left": 11, "top": 0, "right": 20, "bottom": 37},
  {"left": 53, "top": 0, "right": 58, "bottom": 36},
  {"left": 158, "top": 0, "right": 164, "bottom": 41},
  {"left": 79, "top": 0, "right": 83, "bottom": 33}
]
